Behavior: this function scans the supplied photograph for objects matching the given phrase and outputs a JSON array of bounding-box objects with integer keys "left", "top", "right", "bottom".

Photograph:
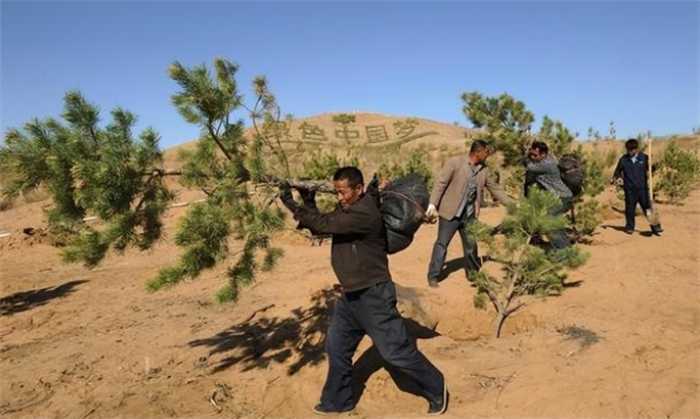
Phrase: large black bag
[
  {"left": 379, "top": 175, "right": 430, "bottom": 254},
  {"left": 558, "top": 154, "right": 586, "bottom": 196}
]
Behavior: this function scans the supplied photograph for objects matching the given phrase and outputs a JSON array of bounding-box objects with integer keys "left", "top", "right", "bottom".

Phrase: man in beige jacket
[{"left": 426, "top": 140, "right": 511, "bottom": 287}]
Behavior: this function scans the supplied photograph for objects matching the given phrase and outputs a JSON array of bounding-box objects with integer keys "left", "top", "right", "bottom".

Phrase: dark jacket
[
  {"left": 614, "top": 152, "right": 649, "bottom": 191},
  {"left": 294, "top": 194, "right": 392, "bottom": 293},
  {"left": 524, "top": 155, "right": 573, "bottom": 198}
]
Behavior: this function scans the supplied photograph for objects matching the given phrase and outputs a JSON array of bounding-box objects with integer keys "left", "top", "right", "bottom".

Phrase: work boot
[
  {"left": 651, "top": 224, "right": 663, "bottom": 236},
  {"left": 427, "top": 383, "right": 448, "bottom": 416},
  {"left": 313, "top": 403, "right": 355, "bottom": 415}
]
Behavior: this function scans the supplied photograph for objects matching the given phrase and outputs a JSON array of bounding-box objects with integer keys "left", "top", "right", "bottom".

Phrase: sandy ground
[{"left": 1, "top": 183, "right": 698, "bottom": 419}]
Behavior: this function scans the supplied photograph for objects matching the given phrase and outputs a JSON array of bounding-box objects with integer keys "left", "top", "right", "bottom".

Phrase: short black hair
[
  {"left": 625, "top": 138, "right": 639, "bottom": 151},
  {"left": 530, "top": 141, "right": 549, "bottom": 154},
  {"left": 333, "top": 166, "right": 364, "bottom": 188},
  {"left": 470, "top": 139, "right": 490, "bottom": 153}
]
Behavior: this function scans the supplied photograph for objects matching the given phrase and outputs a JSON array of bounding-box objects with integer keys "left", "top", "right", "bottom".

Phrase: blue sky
[{"left": 1, "top": 1, "right": 698, "bottom": 149}]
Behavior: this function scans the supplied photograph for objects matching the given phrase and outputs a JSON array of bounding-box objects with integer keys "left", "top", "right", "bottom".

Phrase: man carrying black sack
[
  {"left": 279, "top": 167, "right": 447, "bottom": 416},
  {"left": 612, "top": 138, "right": 663, "bottom": 235}
]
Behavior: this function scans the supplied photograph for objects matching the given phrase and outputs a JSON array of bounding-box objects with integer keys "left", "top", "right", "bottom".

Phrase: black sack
[
  {"left": 558, "top": 154, "right": 586, "bottom": 196},
  {"left": 380, "top": 175, "right": 430, "bottom": 254},
  {"left": 385, "top": 229, "right": 413, "bottom": 254}
]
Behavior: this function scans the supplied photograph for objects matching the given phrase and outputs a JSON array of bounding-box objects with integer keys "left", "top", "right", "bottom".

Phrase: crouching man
[{"left": 279, "top": 167, "right": 447, "bottom": 416}]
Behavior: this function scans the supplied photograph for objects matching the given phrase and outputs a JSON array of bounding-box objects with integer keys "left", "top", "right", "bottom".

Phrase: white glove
[{"left": 425, "top": 204, "right": 438, "bottom": 220}]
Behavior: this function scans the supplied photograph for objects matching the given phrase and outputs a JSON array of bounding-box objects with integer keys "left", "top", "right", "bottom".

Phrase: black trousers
[
  {"left": 320, "top": 281, "right": 444, "bottom": 410},
  {"left": 427, "top": 215, "right": 480, "bottom": 281},
  {"left": 549, "top": 196, "right": 574, "bottom": 250},
  {"left": 624, "top": 187, "right": 651, "bottom": 230}
]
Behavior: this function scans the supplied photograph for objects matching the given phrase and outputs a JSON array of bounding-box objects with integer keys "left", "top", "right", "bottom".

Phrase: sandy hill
[
  {"left": 163, "top": 113, "right": 479, "bottom": 185},
  {"left": 164, "top": 112, "right": 700, "bottom": 177}
]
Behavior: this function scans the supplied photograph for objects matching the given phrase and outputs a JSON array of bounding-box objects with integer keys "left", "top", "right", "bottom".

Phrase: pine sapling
[{"left": 468, "top": 188, "right": 588, "bottom": 338}]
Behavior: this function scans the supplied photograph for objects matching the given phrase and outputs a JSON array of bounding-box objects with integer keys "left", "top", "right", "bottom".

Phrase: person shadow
[
  {"left": 602, "top": 224, "right": 653, "bottom": 236},
  {"left": 437, "top": 258, "right": 465, "bottom": 283},
  {"left": 350, "top": 318, "right": 440, "bottom": 404},
  {"left": 435, "top": 256, "right": 491, "bottom": 286},
  {"left": 601, "top": 224, "right": 629, "bottom": 233}
]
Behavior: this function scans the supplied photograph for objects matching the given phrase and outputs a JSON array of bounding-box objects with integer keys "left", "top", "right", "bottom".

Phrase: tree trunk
[{"left": 493, "top": 309, "right": 507, "bottom": 338}]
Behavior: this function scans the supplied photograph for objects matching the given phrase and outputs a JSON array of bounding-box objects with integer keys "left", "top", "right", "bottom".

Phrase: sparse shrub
[
  {"left": 655, "top": 141, "right": 700, "bottom": 203},
  {"left": 503, "top": 166, "right": 525, "bottom": 197},
  {"left": 566, "top": 147, "right": 605, "bottom": 241},
  {"left": 539, "top": 116, "right": 575, "bottom": 158},
  {"left": 604, "top": 149, "right": 617, "bottom": 169},
  {"left": 298, "top": 151, "right": 359, "bottom": 181},
  {"left": 609, "top": 120, "right": 616, "bottom": 140},
  {"left": 377, "top": 145, "right": 433, "bottom": 188}
]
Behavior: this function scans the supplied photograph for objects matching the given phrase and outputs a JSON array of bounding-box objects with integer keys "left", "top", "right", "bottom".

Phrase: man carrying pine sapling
[
  {"left": 612, "top": 138, "right": 663, "bottom": 236},
  {"left": 278, "top": 166, "right": 447, "bottom": 416}
]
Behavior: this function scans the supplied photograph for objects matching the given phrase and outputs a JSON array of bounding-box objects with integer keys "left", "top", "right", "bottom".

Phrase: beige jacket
[{"left": 430, "top": 156, "right": 511, "bottom": 220}]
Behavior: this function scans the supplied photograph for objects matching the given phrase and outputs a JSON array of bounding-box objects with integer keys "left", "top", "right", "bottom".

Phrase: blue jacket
[{"left": 614, "top": 152, "right": 649, "bottom": 191}]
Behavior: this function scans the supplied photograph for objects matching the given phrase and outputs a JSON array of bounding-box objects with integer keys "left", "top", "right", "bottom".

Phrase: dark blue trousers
[
  {"left": 320, "top": 281, "right": 444, "bottom": 410},
  {"left": 427, "top": 215, "right": 480, "bottom": 281},
  {"left": 624, "top": 187, "right": 651, "bottom": 230},
  {"left": 549, "top": 196, "right": 574, "bottom": 249}
]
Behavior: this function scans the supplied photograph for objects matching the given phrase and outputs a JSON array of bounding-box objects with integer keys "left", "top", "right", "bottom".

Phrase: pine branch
[
  {"left": 505, "top": 301, "right": 527, "bottom": 317},
  {"left": 256, "top": 174, "right": 336, "bottom": 194},
  {"left": 206, "top": 122, "right": 232, "bottom": 161},
  {"left": 145, "top": 169, "right": 182, "bottom": 177}
]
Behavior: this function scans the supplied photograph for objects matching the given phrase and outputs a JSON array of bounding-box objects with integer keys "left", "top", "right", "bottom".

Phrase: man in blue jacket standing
[{"left": 612, "top": 138, "right": 663, "bottom": 235}]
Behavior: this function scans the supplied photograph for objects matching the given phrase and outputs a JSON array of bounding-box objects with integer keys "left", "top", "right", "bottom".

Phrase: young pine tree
[
  {"left": 0, "top": 91, "right": 175, "bottom": 264},
  {"left": 461, "top": 92, "right": 535, "bottom": 197},
  {"left": 148, "top": 58, "right": 294, "bottom": 301},
  {"left": 566, "top": 146, "right": 606, "bottom": 241},
  {"left": 468, "top": 188, "right": 588, "bottom": 338},
  {"left": 461, "top": 91, "right": 604, "bottom": 241},
  {"left": 655, "top": 141, "right": 700, "bottom": 204},
  {"left": 461, "top": 91, "right": 534, "bottom": 168},
  {"left": 1, "top": 58, "right": 305, "bottom": 303}
]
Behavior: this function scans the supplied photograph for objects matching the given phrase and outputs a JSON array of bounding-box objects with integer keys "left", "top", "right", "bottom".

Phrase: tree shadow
[
  {"left": 350, "top": 318, "right": 440, "bottom": 404},
  {"left": 189, "top": 286, "right": 341, "bottom": 375},
  {"left": 0, "top": 280, "right": 89, "bottom": 316}
]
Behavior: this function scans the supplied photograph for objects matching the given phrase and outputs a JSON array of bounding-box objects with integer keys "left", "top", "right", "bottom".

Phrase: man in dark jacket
[
  {"left": 279, "top": 167, "right": 447, "bottom": 416},
  {"left": 612, "top": 138, "right": 663, "bottom": 235}
]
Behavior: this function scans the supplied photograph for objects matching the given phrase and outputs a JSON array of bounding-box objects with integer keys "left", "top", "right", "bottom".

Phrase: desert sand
[{"left": 1, "top": 115, "right": 698, "bottom": 418}]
